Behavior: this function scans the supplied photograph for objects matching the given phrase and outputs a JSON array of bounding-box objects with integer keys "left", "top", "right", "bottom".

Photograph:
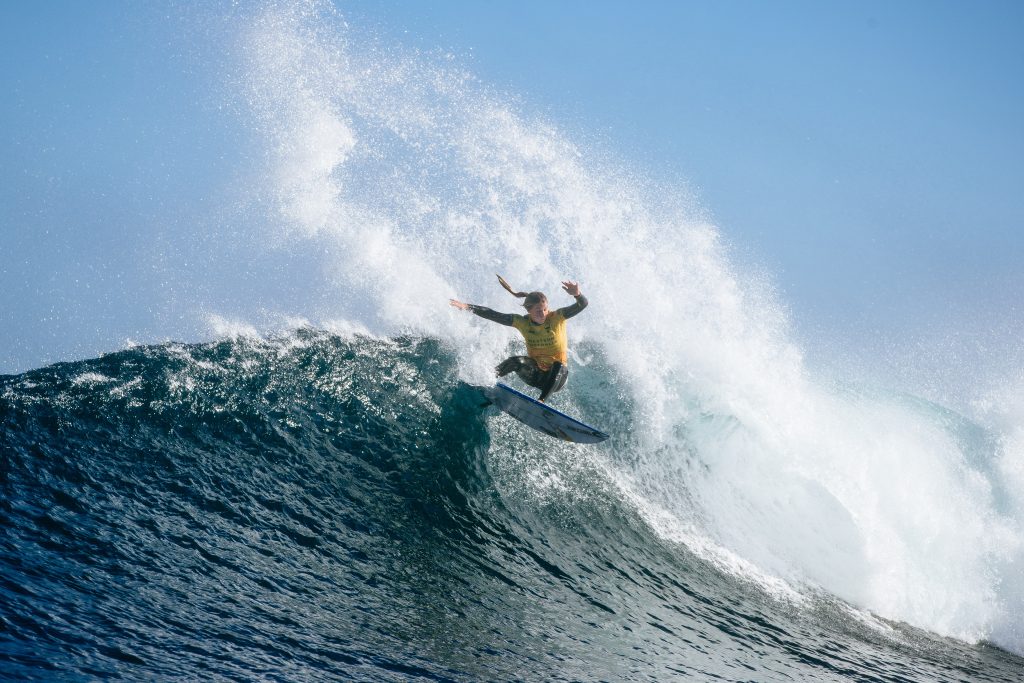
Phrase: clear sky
[{"left": 2, "top": 1, "right": 1022, "bottom": 385}]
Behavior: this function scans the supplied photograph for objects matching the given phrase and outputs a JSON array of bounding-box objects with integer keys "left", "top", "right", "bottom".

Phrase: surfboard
[{"left": 482, "top": 382, "right": 610, "bottom": 444}]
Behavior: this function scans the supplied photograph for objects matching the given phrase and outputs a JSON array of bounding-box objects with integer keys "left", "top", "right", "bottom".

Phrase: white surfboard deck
[{"left": 482, "top": 382, "right": 609, "bottom": 444}]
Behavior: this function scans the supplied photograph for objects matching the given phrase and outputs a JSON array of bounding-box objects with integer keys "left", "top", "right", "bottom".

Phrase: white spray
[{"left": 217, "top": 0, "right": 1023, "bottom": 654}]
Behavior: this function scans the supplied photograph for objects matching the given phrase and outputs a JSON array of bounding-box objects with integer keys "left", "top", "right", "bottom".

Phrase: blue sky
[{"left": 2, "top": 1, "right": 1022, "bottom": 381}]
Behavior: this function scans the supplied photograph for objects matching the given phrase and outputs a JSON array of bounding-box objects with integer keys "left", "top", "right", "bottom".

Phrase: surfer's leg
[
  {"left": 516, "top": 361, "right": 547, "bottom": 389},
  {"left": 537, "top": 361, "right": 567, "bottom": 402},
  {"left": 496, "top": 356, "right": 530, "bottom": 377},
  {"left": 496, "top": 356, "right": 549, "bottom": 389}
]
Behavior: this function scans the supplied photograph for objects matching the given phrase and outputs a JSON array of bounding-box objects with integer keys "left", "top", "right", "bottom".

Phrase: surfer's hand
[
  {"left": 450, "top": 299, "right": 471, "bottom": 311},
  {"left": 561, "top": 281, "right": 581, "bottom": 297}
]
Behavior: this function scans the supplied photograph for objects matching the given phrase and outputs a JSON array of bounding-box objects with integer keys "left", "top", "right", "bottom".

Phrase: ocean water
[
  {"left": 3, "top": 1, "right": 1024, "bottom": 680},
  {"left": 1, "top": 334, "right": 1021, "bottom": 681}
]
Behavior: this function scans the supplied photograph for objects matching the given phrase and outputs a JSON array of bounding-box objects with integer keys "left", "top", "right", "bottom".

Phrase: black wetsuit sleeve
[
  {"left": 558, "top": 294, "right": 588, "bottom": 320},
  {"left": 468, "top": 305, "right": 515, "bottom": 327}
]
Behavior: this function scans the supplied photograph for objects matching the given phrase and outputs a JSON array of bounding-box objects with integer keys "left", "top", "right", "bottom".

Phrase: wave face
[{"left": 0, "top": 336, "right": 1022, "bottom": 681}]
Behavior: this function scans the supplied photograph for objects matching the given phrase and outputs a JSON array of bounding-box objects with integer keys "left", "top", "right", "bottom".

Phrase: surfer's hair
[{"left": 496, "top": 275, "right": 546, "bottom": 310}]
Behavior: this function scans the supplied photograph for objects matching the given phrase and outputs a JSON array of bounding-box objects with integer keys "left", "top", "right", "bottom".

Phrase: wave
[
  {"left": 3, "top": 0, "right": 1022, "bottom": 678},
  {"left": 204, "top": 0, "right": 1024, "bottom": 656},
  {"left": 1, "top": 334, "right": 1022, "bottom": 680}
]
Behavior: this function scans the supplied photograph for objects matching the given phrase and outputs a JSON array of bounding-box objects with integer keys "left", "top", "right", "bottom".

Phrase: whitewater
[{"left": 2, "top": 1, "right": 1022, "bottom": 680}]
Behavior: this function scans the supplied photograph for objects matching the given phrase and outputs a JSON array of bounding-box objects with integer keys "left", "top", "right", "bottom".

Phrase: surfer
[{"left": 450, "top": 275, "right": 588, "bottom": 401}]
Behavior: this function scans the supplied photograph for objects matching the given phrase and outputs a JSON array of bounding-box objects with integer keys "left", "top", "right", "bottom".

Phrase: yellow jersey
[{"left": 511, "top": 311, "right": 568, "bottom": 370}]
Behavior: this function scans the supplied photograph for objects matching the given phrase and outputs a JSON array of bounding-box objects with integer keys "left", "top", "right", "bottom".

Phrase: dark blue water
[{"left": 1, "top": 332, "right": 1021, "bottom": 681}]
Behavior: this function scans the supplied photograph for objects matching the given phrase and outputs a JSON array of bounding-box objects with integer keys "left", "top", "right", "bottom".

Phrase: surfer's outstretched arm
[
  {"left": 557, "top": 281, "right": 588, "bottom": 319},
  {"left": 449, "top": 299, "right": 514, "bottom": 326}
]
